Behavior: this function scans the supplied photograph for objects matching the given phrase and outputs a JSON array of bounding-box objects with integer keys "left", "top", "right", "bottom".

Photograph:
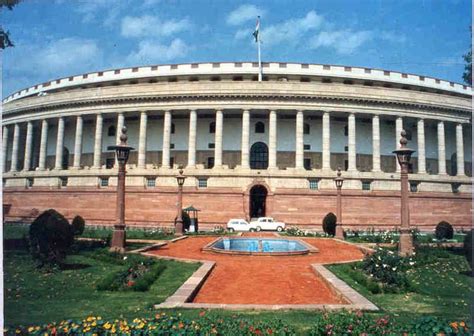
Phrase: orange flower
[
  {"left": 199, "top": 311, "right": 206, "bottom": 317},
  {"left": 178, "top": 322, "right": 184, "bottom": 329},
  {"left": 450, "top": 322, "right": 458, "bottom": 330}
]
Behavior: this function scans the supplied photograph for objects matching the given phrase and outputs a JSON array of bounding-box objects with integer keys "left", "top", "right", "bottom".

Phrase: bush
[
  {"left": 405, "top": 316, "right": 470, "bottom": 335},
  {"left": 322, "top": 213, "right": 337, "bottom": 236},
  {"left": 464, "top": 229, "right": 473, "bottom": 271},
  {"left": 435, "top": 221, "right": 454, "bottom": 240},
  {"left": 71, "top": 215, "right": 85, "bottom": 236},
  {"left": 29, "top": 209, "right": 75, "bottom": 268}
]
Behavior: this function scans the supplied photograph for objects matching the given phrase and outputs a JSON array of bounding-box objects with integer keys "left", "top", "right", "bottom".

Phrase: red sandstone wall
[{"left": 3, "top": 187, "right": 472, "bottom": 231}]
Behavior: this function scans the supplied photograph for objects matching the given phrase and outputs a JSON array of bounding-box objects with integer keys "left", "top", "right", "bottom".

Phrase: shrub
[
  {"left": 435, "top": 221, "right": 454, "bottom": 240},
  {"left": 322, "top": 212, "right": 337, "bottom": 236},
  {"left": 464, "top": 229, "right": 473, "bottom": 271},
  {"left": 405, "top": 316, "right": 470, "bottom": 335},
  {"left": 71, "top": 215, "right": 85, "bottom": 236},
  {"left": 29, "top": 209, "right": 75, "bottom": 268}
]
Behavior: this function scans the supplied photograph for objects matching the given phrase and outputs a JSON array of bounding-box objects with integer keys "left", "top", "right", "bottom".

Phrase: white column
[
  {"left": 54, "top": 117, "right": 65, "bottom": 170},
  {"left": 23, "top": 121, "right": 33, "bottom": 171},
  {"left": 10, "top": 123, "right": 20, "bottom": 172},
  {"left": 2, "top": 126, "right": 9, "bottom": 172},
  {"left": 347, "top": 113, "right": 356, "bottom": 171},
  {"left": 268, "top": 110, "right": 277, "bottom": 169},
  {"left": 162, "top": 110, "right": 171, "bottom": 168},
  {"left": 214, "top": 109, "right": 223, "bottom": 167},
  {"left": 73, "top": 116, "right": 83, "bottom": 169},
  {"left": 295, "top": 110, "right": 304, "bottom": 169},
  {"left": 137, "top": 111, "right": 148, "bottom": 169},
  {"left": 38, "top": 120, "right": 48, "bottom": 171},
  {"left": 372, "top": 115, "right": 381, "bottom": 172},
  {"left": 93, "top": 114, "right": 103, "bottom": 169},
  {"left": 395, "top": 117, "right": 403, "bottom": 172},
  {"left": 437, "top": 121, "right": 446, "bottom": 175},
  {"left": 417, "top": 119, "right": 426, "bottom": 174},
  {"left": 241, "top": 109, "right": 250, "bottom": 168},
  {"left": 456, "top": 123, "right": 465, "bottom": 176},
  {"left": 187, "top": 110, "right": 197, "bottom": 168},
  {"left": 322, "top": 112, "right": 331, "bottom": 170}
]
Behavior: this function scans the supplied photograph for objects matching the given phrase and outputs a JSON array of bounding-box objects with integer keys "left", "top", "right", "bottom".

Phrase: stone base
[
  {"left": 110, "top": 227, "right": 126, "bottom": 253},
  {"left": 398, "top": 230, "right": 414, "bottom": 256},
  {"left": 335, "top": 224, "right": 344, "bottom": 240}
]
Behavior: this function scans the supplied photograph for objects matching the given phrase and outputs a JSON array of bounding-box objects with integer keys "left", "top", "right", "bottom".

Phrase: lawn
[
  {"left": 327, "top": 247, "right": 473, "bottom": 324},
  {"left": 4, "top": 242, "right": 200, "bottom": 326}
]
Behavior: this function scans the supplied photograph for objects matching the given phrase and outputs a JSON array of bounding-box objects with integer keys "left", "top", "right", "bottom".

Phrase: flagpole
[{"left": 257, "top": 31, "right": 262, "bottom": 82}]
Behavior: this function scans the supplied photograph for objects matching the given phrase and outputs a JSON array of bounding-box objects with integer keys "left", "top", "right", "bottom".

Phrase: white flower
[
  {"left": 123, "top": 256, "right": 128, "bottom": 260},
  {"left": 409, "top": 262, "right": 415, "bottom": 266},
  {"left": 392, "top": 267, "right": 397, "bottom": 271},
  {"left": 383, "top": 264, "right": 388, "bottom": 268}
]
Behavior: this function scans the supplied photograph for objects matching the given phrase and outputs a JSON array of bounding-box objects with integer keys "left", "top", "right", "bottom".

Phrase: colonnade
[{"left": 2, "top": 109, "right": 468, "bottom": 177}]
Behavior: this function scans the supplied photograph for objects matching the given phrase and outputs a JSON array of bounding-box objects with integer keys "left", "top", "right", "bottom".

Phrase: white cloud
[
  {"left": 226, "top": 4, "right": 265, "bottom": 26},
  {"left": 257, "top": 11, "right": 323, "bottom": 45},
  {"left": 310, "top": 30, "right": 373, "bottom": 54},
  {"left": 126, "top": 38, "right": 189, "bottom": 63},
  {"left": 121, "top": 15, "right": 191, "bottom": 38},
  {"left": 75, "top": 0, "right": 127, "bottom": 26}
]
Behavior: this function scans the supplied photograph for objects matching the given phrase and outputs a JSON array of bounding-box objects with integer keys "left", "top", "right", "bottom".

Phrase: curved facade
[{"left": 2, "top": 62, "right": 472, "bottom": 230}]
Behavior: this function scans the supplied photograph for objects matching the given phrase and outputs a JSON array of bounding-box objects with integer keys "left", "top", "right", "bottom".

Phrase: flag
[{"left": 253, "top": 16, "right": 260, "bottom": 42}]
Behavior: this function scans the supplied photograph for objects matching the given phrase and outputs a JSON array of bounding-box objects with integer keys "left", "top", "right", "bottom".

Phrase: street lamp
[
  {"left": 175, "top": 167, "right": 187, "bottom": 236},
  {"left": 393, "top": 129, "right": 415, "bottom": 256},
  {"left": 107, "top": 126, "right": 134, "bottom": 253},
  {"left": 334, "top": 167, "right": 344, "bottom": 239}
]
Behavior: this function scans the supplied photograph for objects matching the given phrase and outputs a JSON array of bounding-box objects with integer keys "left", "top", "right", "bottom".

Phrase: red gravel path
[{"left": 149, "top": 234, "right": 364, "bottom": 305}]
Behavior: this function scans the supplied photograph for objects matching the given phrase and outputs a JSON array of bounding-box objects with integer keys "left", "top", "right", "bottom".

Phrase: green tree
[
  {"left": 462, "top": 26, "right": 472, "bottom": 85},
  {"left": 0, "top": 0, "right": 20, "bottom": 49}
]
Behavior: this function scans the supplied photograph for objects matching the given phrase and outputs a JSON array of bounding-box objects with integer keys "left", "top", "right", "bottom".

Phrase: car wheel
[
  {"left": 249, "top": 228, "right": 256, "bottom": 232},
  {"left": 276, "top": 226, "right": 283, "bottom": 232},
  {"left": 228, "top": 228, "right": 234, "bottom": 233},
  {"left": 256, "top": 226, "right": 261, "bottom": 232}
]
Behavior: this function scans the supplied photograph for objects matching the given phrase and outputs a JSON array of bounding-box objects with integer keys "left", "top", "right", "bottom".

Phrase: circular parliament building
[{"left": 2, "top": 62, "right": 472, "bottom": 231}]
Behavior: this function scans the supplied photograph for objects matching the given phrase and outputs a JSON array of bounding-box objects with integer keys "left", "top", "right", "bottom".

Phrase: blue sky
[{"left": 1, "top": 0, "right": 471, "bottom": 97}]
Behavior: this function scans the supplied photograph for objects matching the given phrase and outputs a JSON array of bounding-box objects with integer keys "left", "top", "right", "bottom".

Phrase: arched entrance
[
  {"left": 250, "top": 142, "right": 268, "bottom": 169},
  {"left": 250, "top": 185, "right": 267, "bottom": 219}
]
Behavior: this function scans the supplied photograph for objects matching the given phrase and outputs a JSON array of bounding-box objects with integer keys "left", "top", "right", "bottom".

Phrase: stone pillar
[
  {"left": 93, "top": 114, "right": 103, "bottom": 169},
  {"left": 269, "top": 110, "right": 277, "bottom": 169},
  {"left": 2, "top": 126, "right": 9, "bottom": 172},
  {"left": 73, "top": 116, "right": 83, "bottom": 169},
  {"left": 322, "top": 112, "right": 331, "bottom": 170},
  {"left": 395, "top": 117, "right": 403, "bottom": 172},
  {"left": 241, "top": 109, "right": 250, "bottom": 168},
  {"left": 295, "top": 110, "right": 304, "bottom": 169},
  {"left": 54, "top": 117, "right": 65, "bottom": 170},
  {"left": 38, "top": 120, "right": 48, "bottom": 171},
  {"left": 372, "top": 115, "right": 381, "bottom": 172},
  {"left": 187, "top": 110, "right": 197, "bottom": 168},
  {"left": 162, "top": 110, "right": 171, "bottom": 168},
  {"left": 347, "top": 113, "right": 356, "bottom": 171},
  {"left": 137, "top": 111, "right": 148, "bottom": 169},
  {"left": 115, "top": 113, "right": 124, "bottom": 165},
  {"left": 214, "top": 109, "right": 223, "bottom": 167},
  {"left": 23, "top": 121, "right": 33, "bottom": 171},
  {"left": 456, "top": 123, "right": 465, "bottom": 176},
  {"left": 437, "top": 121, "right": 446, "bottom": 175},
  {"left": 417, "top": 119, "right": 426, "bottom": 174},
  {"left": 10, "top": 123, "right": 20, "bottom": 172}
]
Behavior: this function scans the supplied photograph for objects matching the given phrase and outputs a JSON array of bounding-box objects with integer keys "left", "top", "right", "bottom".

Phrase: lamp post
[
  {"left": 175, "top": 168, "right": 186, "bottom": 236},
  {"left": 107, "top": 126, "right": 134, "bottom": 253},
  {"left": 393, "top": 130, "right": 415, "bottom": 256},
  {"left": 334, "top": 167, "right": 344, "bottom": 239}
]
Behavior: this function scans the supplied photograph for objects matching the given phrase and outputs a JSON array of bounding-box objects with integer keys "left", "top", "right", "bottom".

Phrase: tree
[
  {"left": 463, "top": 26, "right": 472, "bottom": 85},
  {"left": 0, "top": 0, "right": 20, "bottom": 49}
]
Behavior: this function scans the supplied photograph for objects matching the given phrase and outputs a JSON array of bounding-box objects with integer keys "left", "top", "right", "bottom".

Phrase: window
[
  {"left": 309, "top": 179, "right": 318, "bottom": 190},
  {"left": 60, "top": 177, "right": 68, "bottom": 187},
  {"left": 198, "top": 178, "right": 208, "bottom": 188},
  {"left": 170, "top": 157, "right": 175, "bottom": 167},
  {"left": 344, "top": 160, "right": 349, "bottom": 171},
  {"left": 100, "top": 177, "right": 109, "bottom": 187},
  {"left": 171, "top": 123, "right": 175, "bottom": 134},
  {"left": 405, "top": 129, "right": 412, "bottom": 141},
  {"left": 304, "top": 144, "right": 311, "bottom": 150},
  {"left": 170, "top": 143, "right": 175, "bottom": 149},
  {"left": 26, "top": 178, "right": 34, "bottom": 188},
  {"left": 304, "top": 158, "right": 312, "bottom": 170},
  {"left": 362, "top": 181, "right": 371, "bottom": 191},
  {"left": 344, "top": 146, "right": 348, "bottom": 152},
  {"left": 106, "top": 158, "right": 114, "bottom": 169},
  {"left": 410, "top": 182, "right": 418, "bottom": 192},
  {"left": 303, "top": 123, "right": 310, "bottom": 134},
  {"left": 344, "top": 125, "right": 348, "bottom": 136},
  {"left": 208, "top": 143, "right": 215, "bottom": 149},
  {"left": 255, "top": 121, "right": 265, "bottom": 133},
  {"left": 451, "top": 183, "right": 460, "bottom": 193},
  {"left": 250, "top": 142, "right": 268, "bottom": 169},
  {"left": 207, "top": 157, "right": 214, "bottom": 169},
  {"left": 146, "top": 177, "right": 156, "bottom": 187},
  {"left": 108, "top": 125, "right": 116, "bottom": 137},
  {"left": 209, "top": 122, "right": 216, "bottom": 133}
]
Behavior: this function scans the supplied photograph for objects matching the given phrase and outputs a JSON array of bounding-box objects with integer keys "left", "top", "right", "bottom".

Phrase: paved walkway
[{"left": 149, "top": 234, "right": 365, "bottom": 305}]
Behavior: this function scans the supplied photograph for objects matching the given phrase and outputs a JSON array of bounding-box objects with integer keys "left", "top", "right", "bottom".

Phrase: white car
[
  {"left": 249, "top": 217, "right": 286, "bottom": 232},
  {"left": 226, "top": 219, "right": 253, "bottom": 232}
]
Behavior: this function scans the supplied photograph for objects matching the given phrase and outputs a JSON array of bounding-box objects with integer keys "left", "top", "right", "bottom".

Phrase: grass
[
  {"left": 327, "top": 247, "right": 473, "bottom": 325},
  {"left": 4, "top": 243, "right": 200, "bottom": 326}
]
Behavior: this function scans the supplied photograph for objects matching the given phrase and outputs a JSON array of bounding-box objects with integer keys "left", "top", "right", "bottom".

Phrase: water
[{"left": 212, "top": 238, "right": 308, "bottom": 253}]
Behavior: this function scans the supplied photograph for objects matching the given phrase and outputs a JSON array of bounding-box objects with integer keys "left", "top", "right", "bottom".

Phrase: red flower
[
  {"left": 127, "top": 280, "right": 135, "bottom": 287},
  {"left": 199, "top": 311, "right": 206, "bottom": 317},
  {"left": 266, "top": 328, "right": 273, "bottom": 335}
]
